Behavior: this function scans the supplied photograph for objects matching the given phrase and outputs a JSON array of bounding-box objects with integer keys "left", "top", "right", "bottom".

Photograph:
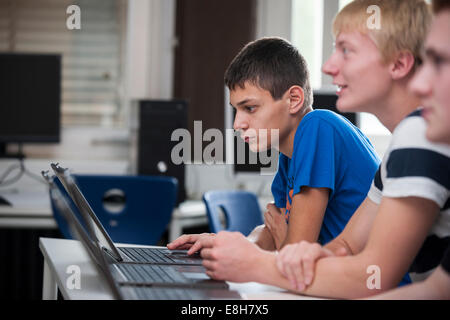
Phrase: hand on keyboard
[{"left": 167, "top": 233, "right": 216, "bottom": 255}]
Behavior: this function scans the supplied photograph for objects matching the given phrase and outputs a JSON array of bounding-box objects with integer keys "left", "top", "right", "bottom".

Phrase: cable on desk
[{"left": 0, "top": 158, "right": 46, "bottom": 188}]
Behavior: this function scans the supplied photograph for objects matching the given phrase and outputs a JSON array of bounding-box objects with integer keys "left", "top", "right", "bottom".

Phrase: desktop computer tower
[{"left": 131, "top": 100, "right": 187, "bottom": 205}]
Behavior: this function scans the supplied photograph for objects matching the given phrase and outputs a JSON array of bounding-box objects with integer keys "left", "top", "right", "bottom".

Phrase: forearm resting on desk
[{"left": 254, "top": 251, "right": 387, "bottom": 299}]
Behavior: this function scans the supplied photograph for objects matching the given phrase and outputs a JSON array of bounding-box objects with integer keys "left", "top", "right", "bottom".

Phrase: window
[
  {"left": 0, "top": 0, "right": 127, "bottom": 127},
  {"left": 339, "top": 0, "right": 353, "bottom": 9},
  {"left": 291, "top": 0, "right": 323, "bottom": 90}
]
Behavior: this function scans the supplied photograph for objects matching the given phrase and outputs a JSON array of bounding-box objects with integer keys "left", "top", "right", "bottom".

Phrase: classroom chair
[
  {"left": 203, "top": 190, "right": 264, "bottom": 236},
  {"left": 50, "top": 175, "right": 178, "bottom": 245}
]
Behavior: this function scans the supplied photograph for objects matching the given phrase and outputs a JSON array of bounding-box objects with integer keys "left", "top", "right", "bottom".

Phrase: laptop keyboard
[
  {"left": 129, "top": 287, "right": 204, "bottom": 300},
  {"left": 119, "top": 247, "right": 177, "bottom": 263},
  {"left": 115, "top": 263, "right": 187, "bottom": 284}
]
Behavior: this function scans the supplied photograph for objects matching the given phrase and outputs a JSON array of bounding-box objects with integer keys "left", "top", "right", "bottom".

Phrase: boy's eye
[
  {"left": 423, "top": 49, "right": 450, "bottom": 72},
  {"left": 431, "top": 55, "right": 444, "bottom": 68},
  {"left": 245, "top": 106, "right": 256, "bottom": 112},
  {"left": 423, "top": 54, "right": 445, "bottom": 72}
]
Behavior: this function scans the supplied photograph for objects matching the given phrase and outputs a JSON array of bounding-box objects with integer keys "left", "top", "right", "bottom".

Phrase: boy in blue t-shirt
[
  {"left": 271, "top": 109, "right": 379, "bottom": 246},
  {"left": 168, "top": 37, "right": 379, "bottom": 253}
]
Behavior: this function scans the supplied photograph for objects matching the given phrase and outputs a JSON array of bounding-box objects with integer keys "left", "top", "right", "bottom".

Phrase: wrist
[{"left": 249, "top": 248, "right": 277, "bottom": 283}]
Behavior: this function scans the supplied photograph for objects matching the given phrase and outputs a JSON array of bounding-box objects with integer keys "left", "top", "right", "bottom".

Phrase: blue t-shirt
[{"left": 271, "top": 110, "right": 380, "bottom": 245}]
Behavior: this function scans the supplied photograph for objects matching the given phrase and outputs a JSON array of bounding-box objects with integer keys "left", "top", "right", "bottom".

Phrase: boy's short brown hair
[{"left": 224, "top": 37, "right": 313, "bottom": 109}]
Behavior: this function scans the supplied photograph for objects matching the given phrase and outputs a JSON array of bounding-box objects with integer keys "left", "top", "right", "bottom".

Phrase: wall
[{"left": 17, "top": 0, "right": 390, "bottom": 200}]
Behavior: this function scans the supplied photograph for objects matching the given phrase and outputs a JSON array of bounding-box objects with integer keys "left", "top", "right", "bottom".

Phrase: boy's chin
[
  {"left": 249, "top": 143, "right": 270, "bottom": 153},
  {"left": 426, "top": 126, "right": 450, "bottom": 145},
  {"left": 336, "top": 97, "right": 363, "bottom": 114}
]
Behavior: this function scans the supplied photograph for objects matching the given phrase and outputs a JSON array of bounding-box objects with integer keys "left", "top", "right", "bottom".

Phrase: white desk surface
[{"left": 39, "top": 237, "right": 322, "bottom": 300}]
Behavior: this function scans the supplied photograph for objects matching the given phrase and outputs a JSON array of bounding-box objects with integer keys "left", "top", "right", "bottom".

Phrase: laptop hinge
[{"left": 102, "top": 246, "right": 123, "bottom": 262}]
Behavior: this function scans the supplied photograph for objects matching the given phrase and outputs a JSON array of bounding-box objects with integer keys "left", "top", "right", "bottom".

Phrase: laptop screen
[
  {"left": 51, "top": 163, "right": 123, "bottom": 262},
  {"left": 46, "top": 176, "right": 122, "bottom": 299}
]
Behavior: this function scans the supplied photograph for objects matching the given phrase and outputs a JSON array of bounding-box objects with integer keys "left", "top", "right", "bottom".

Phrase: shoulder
[
  {"left": 301, "top": 109, "right": 348, "bottom": 125},
  {"left": 382, "top": 110, "right": 450, "bottom": 205},
  {"left": 296, "top": 110, "right": 350, "bottom": 137},
  {"left": 391, "top": 109, "right": 424, "bottom": 139},
  {"left": 390, "top": 110, "right": 450, "bottom": 158}
]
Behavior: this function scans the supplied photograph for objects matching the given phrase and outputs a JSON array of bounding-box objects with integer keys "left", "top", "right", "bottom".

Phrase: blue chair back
[
  {"left": 203, "top": 190, "right": 264, "bottom": 236},
  {"left": 50, "top": 175, "right": 178, "bottom": 245}
]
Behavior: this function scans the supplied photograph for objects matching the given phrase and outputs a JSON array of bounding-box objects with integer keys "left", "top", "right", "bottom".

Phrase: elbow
[{"left": 340, "top": 257, "right": 403, "bottom": 299}]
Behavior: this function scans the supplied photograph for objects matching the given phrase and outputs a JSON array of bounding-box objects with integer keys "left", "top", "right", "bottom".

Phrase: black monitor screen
[
  {"left": 312, "top": 91, "right": 358, "bottom": 126},
  {"left": 0, "top": 53, "right": 61, "bottom": 143}
]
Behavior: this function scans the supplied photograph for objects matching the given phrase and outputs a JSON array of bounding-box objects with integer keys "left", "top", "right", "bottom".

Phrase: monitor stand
[{"left": 0, "top": 143, "right": 36, "bottom": 190}]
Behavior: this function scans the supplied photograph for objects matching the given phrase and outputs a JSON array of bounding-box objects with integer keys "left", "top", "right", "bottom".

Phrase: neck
[
  {"left": 371, "top": 83, "right": 421, "bottom": 133},
  {"left": 278, "top": 106, "right": 312, "bottom": 158}
]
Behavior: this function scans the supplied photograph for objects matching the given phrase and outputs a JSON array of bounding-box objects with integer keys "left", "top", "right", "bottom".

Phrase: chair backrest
[
  {"left": 203, "top": 190, "right": 264, "bottom": 236},
  {"left": 50, "top": 175, "right": 178, "bottom": 245}
]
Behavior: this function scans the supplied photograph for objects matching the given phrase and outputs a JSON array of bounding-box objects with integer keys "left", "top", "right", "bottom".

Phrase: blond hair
[{"left": 333, "top": 0, "right": 432, "bottom": 70}]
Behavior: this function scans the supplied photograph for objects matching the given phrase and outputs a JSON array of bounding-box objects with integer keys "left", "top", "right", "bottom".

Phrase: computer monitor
[
  {"left": 0, "top": 53, "right": 61, "bottom": 158},
  {"left": 312, "top": 89, "right": 358, "bottom": 126}
]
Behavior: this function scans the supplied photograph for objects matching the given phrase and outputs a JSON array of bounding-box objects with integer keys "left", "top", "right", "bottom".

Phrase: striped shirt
[{"left": 367, "top": 109, "right": 450, "bottom": 280}]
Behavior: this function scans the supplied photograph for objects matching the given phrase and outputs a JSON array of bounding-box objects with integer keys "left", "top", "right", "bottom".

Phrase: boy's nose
[
  {"left": 233, "top": 112, "right": 249, "bottom": 131},
  {"left": 322, "top": 54, "right": 339, "bottom": 77},
  {"left": 409, "top": 65, "right": 433, "bottom": 100}
]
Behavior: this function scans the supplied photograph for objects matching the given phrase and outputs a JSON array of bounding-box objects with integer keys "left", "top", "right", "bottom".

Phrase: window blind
[{"left": 0, "top": 0, "right": 126, "bottom": 125}]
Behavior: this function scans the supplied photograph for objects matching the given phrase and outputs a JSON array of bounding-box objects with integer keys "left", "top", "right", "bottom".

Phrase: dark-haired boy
[{"left": 168, "top": 37, "right": 379, "bottom": 255}]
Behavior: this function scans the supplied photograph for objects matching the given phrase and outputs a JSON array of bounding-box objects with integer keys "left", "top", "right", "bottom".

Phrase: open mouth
[
  {"left": 241, "top": 135, "right": 253, "bottom": 143},
  {"left": 336, "top": 85, "right": 347, "bottom": 95}
]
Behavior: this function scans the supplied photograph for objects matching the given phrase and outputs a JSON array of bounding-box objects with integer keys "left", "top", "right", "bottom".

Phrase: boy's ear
[
  {"left": 389, "top": 51, "right": 415, "bottom": 80},
  {"left": 287, "top": 85, "right": 305, "bottom": 114}
]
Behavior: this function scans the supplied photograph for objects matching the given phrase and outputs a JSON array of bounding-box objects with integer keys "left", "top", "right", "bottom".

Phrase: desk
[{"left": 39, "top": 237, "right": 320, "bottom": 300}]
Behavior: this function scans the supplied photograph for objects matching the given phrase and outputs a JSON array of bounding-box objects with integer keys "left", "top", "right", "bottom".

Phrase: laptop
[
  {"left": 43, "top": 171, "right": 241, "bottom": 300},
  {"left": 48, "top": 164, "right": 229, "bottom": 288},
  {"left": 50, "top": 163, "right": 202, "bottom": 266}
]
